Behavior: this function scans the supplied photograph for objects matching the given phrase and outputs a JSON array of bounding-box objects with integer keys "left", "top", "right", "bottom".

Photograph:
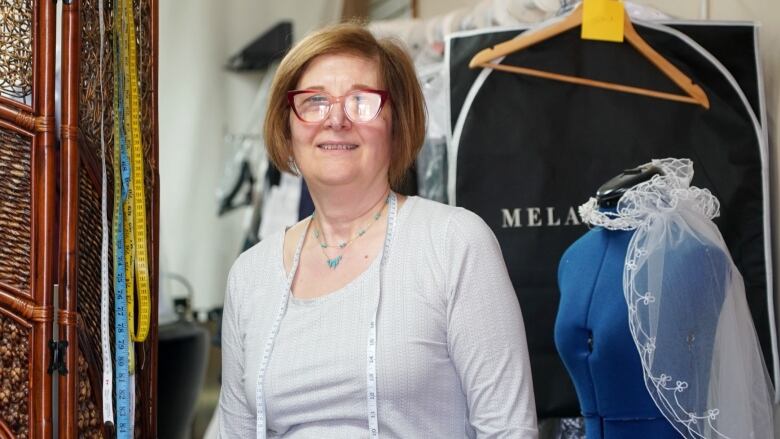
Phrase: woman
[{"left": 217, "top": 23, "right": 537, "bottom": 438}]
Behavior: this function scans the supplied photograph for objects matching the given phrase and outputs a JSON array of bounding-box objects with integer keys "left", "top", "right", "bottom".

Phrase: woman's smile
[{"left": 317, "top": 142, "right": 359, "bottom": 151}]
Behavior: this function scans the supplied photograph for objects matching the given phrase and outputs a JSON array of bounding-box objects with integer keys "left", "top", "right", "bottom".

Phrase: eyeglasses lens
[{"left": 294, "top": 91, "right": 382, "bottom": 123}]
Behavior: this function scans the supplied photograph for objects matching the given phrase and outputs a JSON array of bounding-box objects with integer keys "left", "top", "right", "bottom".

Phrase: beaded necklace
[{"left": 312, "top": 192, "right": 390, "bottom": 269}]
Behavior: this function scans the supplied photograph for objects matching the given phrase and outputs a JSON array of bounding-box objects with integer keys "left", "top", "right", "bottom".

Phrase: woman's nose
[{"left": 324, "top": 101, "right": 351, "bottom": 130}]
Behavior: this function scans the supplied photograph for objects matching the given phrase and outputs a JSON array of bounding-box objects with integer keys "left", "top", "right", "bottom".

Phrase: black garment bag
[{"left": 447, "top": 21, "right": 773, "bottom": 417}]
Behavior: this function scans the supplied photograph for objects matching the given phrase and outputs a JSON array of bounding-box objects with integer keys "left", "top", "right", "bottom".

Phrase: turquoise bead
[{"left": 327, "top": 255, "right": 343, "bottom": 269}]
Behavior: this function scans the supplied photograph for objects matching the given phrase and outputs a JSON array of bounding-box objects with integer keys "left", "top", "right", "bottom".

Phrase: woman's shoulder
[
  {"left": 404, "top": 196, "right": 465, "bottom": 223},
  {"left": 405, "top": 196, "right": 493, "bottom": 239},
  {"left": 228, "top": 228, "right": 285, "bottom": 287}
]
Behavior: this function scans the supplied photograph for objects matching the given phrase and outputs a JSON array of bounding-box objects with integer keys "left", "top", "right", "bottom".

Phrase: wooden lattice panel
[
  {"left": 0, "top": 314, "right": 30, "bottom": 438},
  {"left": 0, "top": 0, "right": 33, "bottom": 101},
  {"left": 136, "top": 1, "right": 157, "bottom": 434},
  {"left": 77, "top": 1, "right": 113, "bottom": 434},
  {"left": 75, "top": 0, "right": 157, "bottom": 436},
  {"left": 77, "top": 166, "right": 110, "bottom": 379},
  {"left": 137, "top": 0, "right": 154, "bottom": 171},
  {"left": 76, "top": 151, "right": 151, "bottom": 439},
  {"left": 0, "top": 127, "right": 31, "bottom": 294},
  {"left": 77, "top": 351, "right": 103, "bottom": 438},
  {"left": 78, "top": 0, "right": 114, "bottom": 161}
]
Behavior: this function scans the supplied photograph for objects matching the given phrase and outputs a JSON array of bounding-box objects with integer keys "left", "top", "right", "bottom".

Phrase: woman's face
[{"left": 289, "top": 53, "right": 392, "bottom": 192}]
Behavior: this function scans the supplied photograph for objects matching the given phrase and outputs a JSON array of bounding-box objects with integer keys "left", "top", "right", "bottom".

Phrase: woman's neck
[{"left": 309, "top": 182, "right": 392, "bottom": 241}]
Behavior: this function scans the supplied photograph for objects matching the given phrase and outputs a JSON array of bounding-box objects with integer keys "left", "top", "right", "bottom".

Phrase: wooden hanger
[{"left": 468, "top": 3, "right": 710, "bottom": 109}]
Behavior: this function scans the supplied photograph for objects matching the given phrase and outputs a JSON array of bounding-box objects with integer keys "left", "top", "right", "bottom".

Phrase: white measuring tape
[
  {"left": 98, "top": 0, "right": 115, "bottom": 429},
  {"left": 254, "top": 221, "right": 306, "bottom": 437},
  {"left": 254, "top": 192, "right": 398, "bottom": 439},
  {"left": 365, "top": 192, "right": 396, "bottom": 438}
]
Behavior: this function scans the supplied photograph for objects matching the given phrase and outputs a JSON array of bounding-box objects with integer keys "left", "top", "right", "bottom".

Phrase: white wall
[
  {"left": 159, "top": 1, "right": 341, "bottom": 313},
  {"left": 417, "top": 0, "right": 479, "bottom": 18},
  {"left": 159, "top": 1, "right": 232, "bottom": 313}
]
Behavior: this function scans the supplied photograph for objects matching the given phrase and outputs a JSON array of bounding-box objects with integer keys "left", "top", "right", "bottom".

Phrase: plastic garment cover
[
  {"left": 416, "top": 62, "right": 448, "bottom": 203},
  {"left": 216, "top": 64, "right": 276, "bottom": 216},
  {"left": 579, "top": 158, "right": 774, "bottom": 439}
]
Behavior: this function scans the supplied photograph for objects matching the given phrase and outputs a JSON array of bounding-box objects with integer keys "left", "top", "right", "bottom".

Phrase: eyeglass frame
[{"left": 287, "top": 88, "right": 391, "bottom": 123}]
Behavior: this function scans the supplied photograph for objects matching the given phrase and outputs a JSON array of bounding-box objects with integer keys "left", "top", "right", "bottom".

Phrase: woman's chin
[{"left": 307, "top": 170, "right": 364, "bottom": 188}]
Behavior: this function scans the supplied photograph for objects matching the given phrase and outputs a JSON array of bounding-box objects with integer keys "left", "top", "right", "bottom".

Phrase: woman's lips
[{"left": 317, "top": 143, "right": 358, "bottom": 150}]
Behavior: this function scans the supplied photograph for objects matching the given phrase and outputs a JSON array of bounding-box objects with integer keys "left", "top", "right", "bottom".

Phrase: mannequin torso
[{"left": 556, "top": 226, "right": 679, "bottom": 438}]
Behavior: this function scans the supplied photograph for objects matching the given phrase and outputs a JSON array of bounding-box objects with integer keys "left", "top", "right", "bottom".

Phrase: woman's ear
[{"left": 287, "top": 155, "right": 300, "bottom": 176}]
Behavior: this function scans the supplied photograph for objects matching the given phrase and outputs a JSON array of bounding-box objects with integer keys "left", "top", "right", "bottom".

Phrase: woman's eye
[{"left": 305, "top": 95, "right": 329, "bottom": 104}]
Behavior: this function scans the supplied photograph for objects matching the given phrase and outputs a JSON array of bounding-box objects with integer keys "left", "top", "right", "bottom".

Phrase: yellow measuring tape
[
  {"left": 118, "top": 0, "right": 136, "bottom": 374},
  {"left": 117, "top": 0, "right": 152, "bottom": 353}
]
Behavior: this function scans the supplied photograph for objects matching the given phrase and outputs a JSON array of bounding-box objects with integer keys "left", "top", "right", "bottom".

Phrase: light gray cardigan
[{"left": 217, "top": 196, "right": 537, "bottom": 438}]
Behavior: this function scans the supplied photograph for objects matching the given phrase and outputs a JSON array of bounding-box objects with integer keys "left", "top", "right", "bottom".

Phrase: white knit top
[{"left": 217, "top": 196, "right": 538, "bottom": 438}]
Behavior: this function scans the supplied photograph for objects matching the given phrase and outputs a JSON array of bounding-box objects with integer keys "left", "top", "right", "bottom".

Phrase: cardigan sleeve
[
  {"left": 444, "top": 209, "right": 538, "bottom": 438},
  {"left": 216, "top": 263, "right": 256, "bottom": 437}
]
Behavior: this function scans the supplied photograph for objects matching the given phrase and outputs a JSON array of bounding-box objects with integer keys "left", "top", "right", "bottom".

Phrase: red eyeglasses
[{"left": 287, "top": 88, "right": 390, "bottom": 123}]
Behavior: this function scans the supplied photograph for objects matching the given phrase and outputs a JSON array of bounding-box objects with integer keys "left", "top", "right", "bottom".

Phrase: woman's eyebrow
[{"left": 298, "top": 84, "right": 375, "bottom": 91}]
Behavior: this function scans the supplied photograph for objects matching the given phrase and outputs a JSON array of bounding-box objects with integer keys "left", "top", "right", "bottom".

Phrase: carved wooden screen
[
  {"left": 58, "top": 0, "right": 159, "bottom": 438},
  {"left": 0, "top": 0, "right": 157, "bottom": 435},
  {"left": 0, "top": 0, "right": 57, "bottom": 437}
]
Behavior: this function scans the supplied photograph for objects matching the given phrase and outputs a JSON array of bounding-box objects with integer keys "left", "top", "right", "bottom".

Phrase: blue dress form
[{"left": 555, "top": 222, "right": 725, "bottom": 438}]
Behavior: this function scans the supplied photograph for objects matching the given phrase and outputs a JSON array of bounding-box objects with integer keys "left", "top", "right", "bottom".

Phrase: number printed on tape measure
[
  {"left": 124, "top": 0, "right": 151, "bottom": 344},
  {"left": 98, "top": 0, "right": 115, "bottom": 427},
  {"left": 112, "top": 1, "right": 135, "bottom": 436}
]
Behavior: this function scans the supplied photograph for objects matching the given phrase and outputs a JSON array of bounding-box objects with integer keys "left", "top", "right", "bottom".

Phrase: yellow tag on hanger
[{"left": 582, "top": 0, "right": 625, "bottom": 43}]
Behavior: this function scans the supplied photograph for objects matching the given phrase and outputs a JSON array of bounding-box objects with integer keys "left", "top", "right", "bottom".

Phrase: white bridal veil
[{"left": 579, "top": 158, "right": 774, "bottom": 439}]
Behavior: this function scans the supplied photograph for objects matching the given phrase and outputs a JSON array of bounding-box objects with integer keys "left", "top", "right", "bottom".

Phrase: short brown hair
[{"left": 263, "top": 22, "right": 426, "bottom": 189}]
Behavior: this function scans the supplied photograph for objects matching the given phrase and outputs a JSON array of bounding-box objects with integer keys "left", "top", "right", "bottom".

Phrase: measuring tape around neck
[
  {"left": 254, "top": 192, "right": 398, "bottom": 439},
  {"left": 254, "top": 220, "right": 307, "bottom": 437},
  {"left": 366, "top": 192, "right": 396, "bottom": 438}
]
